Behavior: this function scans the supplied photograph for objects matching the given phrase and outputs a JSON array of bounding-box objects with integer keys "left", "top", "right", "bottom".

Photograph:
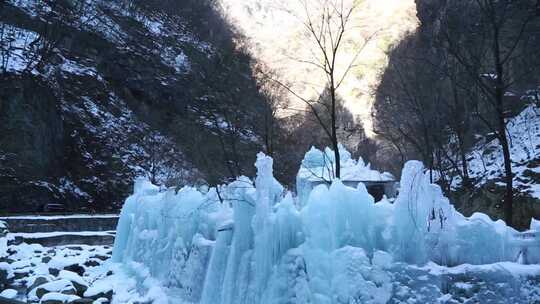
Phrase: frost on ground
[{"left": 108, "top": 147, "right": 540, "bottom": 304}]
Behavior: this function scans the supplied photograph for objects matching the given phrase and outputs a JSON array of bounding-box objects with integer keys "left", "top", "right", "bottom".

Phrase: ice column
[{"left": 252, "top": 152, "right": 276, "bottom": 300}]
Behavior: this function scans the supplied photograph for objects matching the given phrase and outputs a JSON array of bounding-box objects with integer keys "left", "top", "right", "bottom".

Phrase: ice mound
[
  {"left": 297, "top": 145, "right": 395, "bottom": 206},
  {"left": 112, "top": 149, "right": 540, "bottom": 304}
]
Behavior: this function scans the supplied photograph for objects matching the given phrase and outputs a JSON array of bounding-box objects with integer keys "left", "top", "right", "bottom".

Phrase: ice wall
[{"left": 112, "top": 151, "right": 539, "bottom": 304}]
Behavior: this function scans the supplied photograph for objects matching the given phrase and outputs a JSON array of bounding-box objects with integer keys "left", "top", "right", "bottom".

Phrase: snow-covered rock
[
  {"left": 39, "top": 292, "right": 80, "bottom": 304},
  {"left": 0, "top": 289, "right": 17, "bottom": 299},
  {"left": 29, "top": 279, "right": 76, "bottom": 300}
]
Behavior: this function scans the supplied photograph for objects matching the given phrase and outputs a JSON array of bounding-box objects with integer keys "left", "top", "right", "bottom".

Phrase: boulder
[
  {"left": 0, "top": 263, "right": 13, "bottom": 288},
  {"left": 58, "top": 270, "right": 88, "bottom": 296},
  {"left": 0, "top": 289, "right": 17, "bottom": 299},
  {"left": 40, "top": 292, "right": 80, "bottom": 304},
  {"left": 49, "top": 268, "right": 60, "bottom": 276},
  {"left": 27, "top": 276, "right": 49, "bottom": 292},
  {"left": 91, "top": 255, "right": 109, "bottom": 262},
  {"left": 33, "top": 279, "right": 76, "bottom": 299},
  {"left": 83, "top": 260, "right": 99, "bottom": 268},
  {"left": 64, "top": 264, "right": 85, "bottom": 277},
  {"left": 83, "top": 283, "right": 113, "bottom": 301},
  {"left": 69, "top": 299, "right": 94, "bottom": 304}
]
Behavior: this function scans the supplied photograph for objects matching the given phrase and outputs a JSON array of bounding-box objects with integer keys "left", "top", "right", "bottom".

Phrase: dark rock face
[
  {"left": 0, "top": 75, "right": 64, "bottom": 212},
  {"left": 0, "top": 76, "right": 64, "bottom": 174},
  {"left": 0, "top": 0, "right": 268, "bottom": 212}
]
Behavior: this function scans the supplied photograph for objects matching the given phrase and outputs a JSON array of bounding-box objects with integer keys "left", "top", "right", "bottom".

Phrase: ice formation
[
  {"left": 112, "top": 146, "right": 540, "bottom": 304},
  {"left": 296, "top": 145, "right": 395, "bottom": 206}
]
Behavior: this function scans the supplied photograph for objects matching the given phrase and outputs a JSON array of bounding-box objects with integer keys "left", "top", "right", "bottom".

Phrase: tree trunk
[
  {"left": 457, "top": 132, "right": 471, "bottom": 188},
  {"left": 493, "top": 25, "right": 513, "bottom": 226},
  {"left": 496, "top": 92, "right": 513, "bottom": 226},
  {"left": 330, "top": 83, "right": 340, "bottom": 179}
]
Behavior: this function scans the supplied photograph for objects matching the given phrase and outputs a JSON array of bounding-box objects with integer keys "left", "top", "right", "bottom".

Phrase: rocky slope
[{"left": 0, "top": 0, "right": 268, "bottom": 213}]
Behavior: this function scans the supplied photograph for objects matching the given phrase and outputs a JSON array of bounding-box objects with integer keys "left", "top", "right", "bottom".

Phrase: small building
[{"left": 296, "top": 145, "right": 398, "bottom": 206}]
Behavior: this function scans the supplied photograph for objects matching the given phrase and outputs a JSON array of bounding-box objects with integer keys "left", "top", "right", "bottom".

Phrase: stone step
[
  {"left": 8, "top": 231, "right": 116, "bottom": 247},
  {"left": 0, "top": 214, "right": 119, "bottom": 233}
]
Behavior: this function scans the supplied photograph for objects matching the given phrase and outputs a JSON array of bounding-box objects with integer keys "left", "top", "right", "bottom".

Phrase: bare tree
[
  {"left": 268, "top": 0, "right": 375, "bottom": 179},
  {"left": 254, "top": 64, "right": 289, "bottom": 157},
  {"left": 440, "top": 0, "right": 540, "bottom": 226}
]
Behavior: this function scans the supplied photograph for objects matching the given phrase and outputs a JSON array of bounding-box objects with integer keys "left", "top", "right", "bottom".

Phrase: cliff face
[{"left": 0, "top": 0, "right": 267, "bottom": 212}]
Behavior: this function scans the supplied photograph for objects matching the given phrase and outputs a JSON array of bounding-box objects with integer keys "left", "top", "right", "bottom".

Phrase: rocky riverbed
[{"left": 0, "top": 242, "right": 114, "bottom": 303}]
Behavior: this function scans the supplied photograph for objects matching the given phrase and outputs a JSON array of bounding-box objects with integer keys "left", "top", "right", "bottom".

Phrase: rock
[
  {"left": 93, "top": 298, "right": 110, "bottom": 304},
  {"left": 0, "top": 221, "right": 9, "bottom": 237},
  {"left": 42, "top": 256, "right": 52, "bottom": 263},
  {"left": 58, "top": 270, "right": 88, "bottom": 297},
  {"left": 64, "top": 264, "right": 85, "bottom": 277},
  {"left": 66, "top": 246, "right": 83, "bottom": 251},
  {"left": 84, "top": 285, "right": 113, "bottom": 301},
  {"left": 69, "top": 299, "right": 94, "bottom": 304},
  {"left": 0, "top": 268, "right": 9, "bottom": 287},
  {"left": 92, "top": 255, "right": 109, "bottom": 261},
  {"left": 13, "top": 271, "right": 27, "bottom": 280},
  {"left": 0, "top": 263, "right": 13, "bottom": 289},
  {"left": 49, "top": 268, "right": 60, "bottom": 276},
  {"left": 0, "top": 289, "right": 17, "bottom": 299},
  {"left": 0, "top": 296, "right": 27, "bottom": 304},
  {"left": 83, "top": 260, "right": 99, "bottom": 268},
  {"left": 40, "top": 292, "right": 80, "bottom": 304},
  {"left": 34, "top": 279, "right": 76, "bottom": 299},
  {"left": 41, "top": 299, "right": 64, "bottom": 304},
  {"left": 27, "top": 276, "right": 49, "bottom": 292},
  {"left": 70, "top": 280, "right": 87, "bottom": 297}
]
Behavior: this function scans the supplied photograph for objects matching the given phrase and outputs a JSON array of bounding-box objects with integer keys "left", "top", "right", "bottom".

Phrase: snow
[
  {"left": 28, "top": 279, "right": 74, "bottom": 301},
  {"left": 299, "top": 145, "right": 395, "bottom": 183},
  {"left": 0, "top": 289, "right": 17, "bottom": 299},
  {"left": 39, "top": 292, "right": 80, "bottom": 303},
  {"left": 0, "top": 225, "right": 7, "bottom": 258},
  {"left": 6, "top": 0, "right": 51, "bottom": 17},
  {"left": 58, "top": 270, "right": 88, "bottom": 287},
  {"left": 454, "top": 104, "right": 540, "bottom": 198},
  {"left": 0, "top": 23, "right": 40, "bottom": 73},
  {"left": 297, "top": 145, "right": 395, "bottom": 205},
  {"left": 111, "top": 148, "right": 540, "bottom": 303},
  {"left": 59, "top": 58, "right": 100, "bottom": 78},
  {"left": 1, "top": 240, "right": 113, "bottom": 303},
  {"left": 532, "top": 218, "right": 540, "bottom": 230},
  {"left": 83, "top": 279, "right": 112, "bottom": 298}
]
